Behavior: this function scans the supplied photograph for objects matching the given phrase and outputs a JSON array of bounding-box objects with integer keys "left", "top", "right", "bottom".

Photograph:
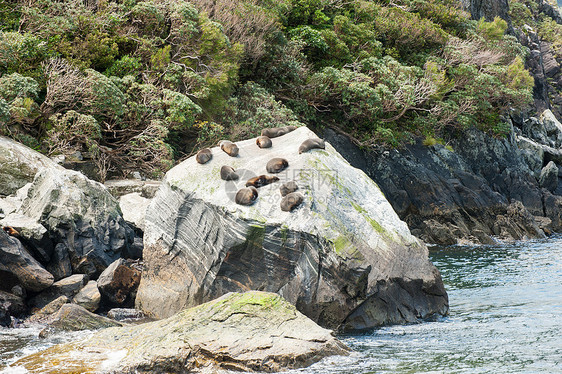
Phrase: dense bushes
[{"left": 0, "top": 0, "right": 537, "bottom": 178}]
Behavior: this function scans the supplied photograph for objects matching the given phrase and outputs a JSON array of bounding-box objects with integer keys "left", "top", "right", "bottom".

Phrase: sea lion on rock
[
  {"left": 256, "top": 136, "right": 272, "bottom": 148},
  {"left": 220, "top": 166, "right": 239, "bottom": 181},
  {"left": 2, "top": 226, "right": 20, "bottom": 237},
  {"left": 261, "top": 126, "right": 297, "bottom": 138},
  {"left": 298, "top": 138, "right": 325, "bottom": 154},
  {"left": 246, "top": 175, "right": 279, "bottom": 188},
  {"left": 235, "top": 186, "right": 258, "bottom": 206},
  {"left": 196, "top": 148, "right": 212, "bottom": 164},
  {"left": 280, "top": 192, "right": 304, "bottom": 212},
  {"left": 266, "top": 158, "right": 288, "bottom": 173},
  {"left": 219, "top": 140, "right": 239, "bottom": 157},
  {"left": 280, "top": 181, "right": 298, "bottom": 197}
]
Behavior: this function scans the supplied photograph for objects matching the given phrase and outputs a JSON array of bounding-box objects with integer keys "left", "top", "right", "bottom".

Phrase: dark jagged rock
[
  {"left": 19, "top": 168, "right": 134, "bottom": 276},
  {"left": 97, "top": 259, "right": 141, "bottom": 307},
  {"left": 461, "top": 0, "right": 511, "bottom": 23},
  {"left": 0, "top": 290, "right": 26, "bottom": 324},
  {"left": 14, "top": 292, "right": 349, "bottom": 373},
  {"left": 45, "top": 243, "right": 72, "bottom": 281},
  {"left": 324, "top": 126, "right": 550, "bottom": 245},
  {"left": 0, "top": 229, "right": 54, "bottom": 292},
  {"left": 30, "top": 274, "right": 88, "bottom": 310},
  {"left": 136, "top": 127, "right": 448, "bottom": 330},
  {"left": 0, "top": 213, "right": 53, "bottom": 263},
  {"left": 38, "top": 303, "right": 121, "bottom": 338},
  {"left": 539, "top": 161, "right": 559, "bottom": 192}
]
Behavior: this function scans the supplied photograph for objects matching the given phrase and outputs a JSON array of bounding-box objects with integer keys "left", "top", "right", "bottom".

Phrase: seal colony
[{"left": 193, "top": 126, "right": 326, "bottom": 212}]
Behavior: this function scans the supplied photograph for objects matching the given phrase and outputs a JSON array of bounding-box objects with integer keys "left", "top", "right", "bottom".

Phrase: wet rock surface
[
  {"left": 13, "top": 292, "right": 349, "bottom": 373},
  {"left": 136, "top": 127, "right": 448, "bottom": 330},
  {"left": 97, "top": 259, "right": 141, "bottom": 308}
]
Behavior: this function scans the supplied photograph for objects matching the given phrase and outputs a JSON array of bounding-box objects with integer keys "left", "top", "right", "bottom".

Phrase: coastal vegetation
[{"left": 0, "top": 0, "right": 537, "bottom": 178}]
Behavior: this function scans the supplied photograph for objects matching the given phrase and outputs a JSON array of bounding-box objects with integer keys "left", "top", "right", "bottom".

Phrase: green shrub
[{"left": 476, "top": 16, "right": 508, "bottom": 41}]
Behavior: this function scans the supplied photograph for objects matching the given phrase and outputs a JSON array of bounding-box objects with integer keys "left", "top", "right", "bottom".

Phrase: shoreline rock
[
  {"left": 136, "top": 127, "right": 448, "bottom": 330},
  {"left": 12, "top": 291, "right": 349, "bottom": 373}
]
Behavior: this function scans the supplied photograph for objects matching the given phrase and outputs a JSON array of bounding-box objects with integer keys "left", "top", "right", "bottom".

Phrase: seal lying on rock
[
  {"left": 256, "top": 136, "right": 272, "bottom": 148},
  {"left": 235, "top": 187, "right": 258, "bottom": 206},
  {"left": 266, "top": 158, "right": 289, "bottom": 173},
  {"left": 261, "top": 126, "right": 297, "bottom": 138},
  {"left": 246, "top": 175, "right": 279, "bottom": 188},
  {"left": 280, "top": 181, "right": 298, "bottom": 197},
  {"left": 196, "top": 148, "right": 212, "bottom": 164},
  {"left": 281, "top": 192, "right": 304, "bottom": 212},
  {"left": 220, "top": 166, "right": 239, "bottom": 181},
  {"left": 298, "top": 138, "right": 325, "bottom": 154},
  {"left": 219, "top": 141, "right": 239, "bottom": 157}
]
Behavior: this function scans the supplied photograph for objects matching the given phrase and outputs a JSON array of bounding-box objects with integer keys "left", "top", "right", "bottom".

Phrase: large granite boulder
[
  {"left": 38, "top": 303, "right": 121, "bottom": 338},
  {"left": 97, "top": 258, "right": 141, "bottom": 307},
  {"left": 19, "top": 168, "right": 134, "bottom": 276},
  {"left": 0, "top": 229, "right": 54, "bottom": 292},
  {"left": 0, "top": 136, "right": 63, "bottom": 197},
  {"left": 13, "top": 292, "right": 349, "bottom": 373},
  {"left": 30, "top": 274, "right": 88, "bottom": 310},
  {"left": 136, "top": 127, "right": 448, "bottom": 330},
  {"left": 72, "top": 280, "right": 101, "bottom": 312}
]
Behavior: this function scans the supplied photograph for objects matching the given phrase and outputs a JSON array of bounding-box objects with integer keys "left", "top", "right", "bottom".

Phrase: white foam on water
[{"left": 100, "top": 349, "right": 127, "bottom": 370}]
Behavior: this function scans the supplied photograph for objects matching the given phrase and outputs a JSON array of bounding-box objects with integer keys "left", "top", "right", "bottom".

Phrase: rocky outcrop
[
  {"left": 19, "top": 168, "right": 134, "bottom": 276},
  {"left": 324, "top": 124, "right": 556, "bottom": 245},
  {"left": 106, "top": 308, "right": 146, "bottom": 321},
  {"left": 119, "top": 192, "right": 151, "bottom": 232},
  {"left": 38, "top": 303, "right": 121, "bottom": 338},
  {"left": 0, "top": 290, "right": 26, "bottom": 326},
  {"left": 136, "top": 127, "right": 448, "bottom": 330},
  {"left": 30, "top": 274, "right": 88, "bottom": 310},
  {"left": 0, "top": 136, "right": 63, "bottom": 197},
  {"left": 0, "top": 213, "right": 53, "bottom": 263},
  {"left": 13, "top": 292, "right": 349, "bottom": 373},
  {"left": 461, "top": 0, "right": 511, "bottom": 23},
  {"left": 0, "top": 229, "right": 54, "bottom": 292}
]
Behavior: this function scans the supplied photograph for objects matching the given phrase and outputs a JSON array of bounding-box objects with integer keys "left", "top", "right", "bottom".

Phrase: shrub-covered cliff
[{"left": 0, "top": 0, "right": 539, "bottom": 180}]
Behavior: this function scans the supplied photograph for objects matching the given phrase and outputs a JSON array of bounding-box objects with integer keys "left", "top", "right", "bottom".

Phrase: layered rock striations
[{"left": 136, "top": 127, "right": 448, "bottom": 330}]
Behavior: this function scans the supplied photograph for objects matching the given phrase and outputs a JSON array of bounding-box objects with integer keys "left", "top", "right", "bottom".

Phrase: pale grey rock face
[
  {"left": 119, "top": 192, "right": 150, "bottom": 232},
  {"left": 0, "top": 213, "right": 53, "bottom": 263},
  {"left": 13, "top": 292, "right": 349, "bottom": 373},
  {"left": 539, "top": 161, "right": 559, "bottom": 192},
  {"left": 19, "top": 168, "right": 134, "bottom": 275},
  {"left": 136, "top": 127, "right": 448, "bottom": 330},
  {"left": 0, "top": 136, "right": 63, "bottom": 197}
]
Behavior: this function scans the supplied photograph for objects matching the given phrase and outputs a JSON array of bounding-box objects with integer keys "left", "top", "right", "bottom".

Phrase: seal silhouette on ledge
[
  {"left": 235, "top": 186, "right": 258, "bottom": 206},
  {"left": 220, "top": 165, "right": 239, "bottom": 181},
  {"left": 281, "top": 192, "right": 304, "bottom": 212},
  {"left": 256, "top": 136, "right": 272, "bottom": 148},
  {"left": 266, "top": 158, "right": 288, "bottom": 173},
  {"left": 298, "top": 138, "right": 325, "bottom": 154},
  {"left": 2, "top": 226, "right": 20, "bottom": 237},
  {"left": 219, "top": 140, "right": 239, "bottom": 157},
  {"left": 280, "top": 181, "right": 298, "bottom": 197},
  {"left": 196, "top": 148, "right": 212, "bottom": 164},
  {"left": 261, "top": 126, "right": 297, "bottom": 138},
  {"left": 246, "top": 175, "right": 279, "bottom": 188}
]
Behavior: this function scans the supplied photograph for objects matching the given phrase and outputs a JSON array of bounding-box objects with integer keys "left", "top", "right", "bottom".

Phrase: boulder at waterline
[
  {"left": 97, "top": 259, "right": 141, "bottom": 307},
  {"left": 0, "top": 136, "right": 63, "bottom": 197},
  {"left": 38, "top": 303, "right": 121, "bottom": 338},
  {"left": 73, "top": 281, "right": 101, "bottom": 312},
  {"left": 30, "top": 274, "right": 88, "bottom": 310},
  {"left": 136, "top": 126, "right": 448, "bottom": 330},
  {"left": 0, "top": 229, "right": 54, "bottom": 292},
  {"left": 12, "top": 291, "right": 349, "bottom": 373},
  {"left": 18, "top": 168, "right": 134, "bottom": 276},
  {"left": 0, "top": 290, "right": 26, "bottom": 326},
  {"left": 106, "top": 308, "right": 146, "bottom": 321}
]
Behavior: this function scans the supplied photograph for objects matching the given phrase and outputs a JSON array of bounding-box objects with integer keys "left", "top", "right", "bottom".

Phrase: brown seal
[
  {"left": 298, "top": 138, "right": 325, "bottom": 154},
  {"left": 280, "top": 181, "right": 298, "bottom": 197},
  {"left": 2, "top": 226, "right": 20, "bottom": 237},
  {"left": 235, "top": 186, "right": 258, "bottom": 206},
  {"left": 266, "top": 158, "right": 288, "bottom": 173},
  {"left": 246, "top": 175, "right": 279, "bottom": 188},
  {"left": 261, "top": 126, "right": 297, "bottom": 138},
  {"left": 219, "top": 140, "right": 239, "bottom": 157},
  {"left": 256, "top": 136, "right": 272, "bottom": 148},
  {"left": 280, "top": 192, "right": 304, "bottom": 212},
  {"left": 220, "top": 165, "right": 239, "bottom": 181},
  {"left": 196, "top": 148, "right": 212, "bottom": 164}
]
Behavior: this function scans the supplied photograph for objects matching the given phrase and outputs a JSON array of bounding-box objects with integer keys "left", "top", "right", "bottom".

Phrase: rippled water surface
[
  {"left": 2, "top": 237, "right": 562, "bottom": 373},
  {"left": 294, "top": 236, "right": 562, "bottom": 373}
]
